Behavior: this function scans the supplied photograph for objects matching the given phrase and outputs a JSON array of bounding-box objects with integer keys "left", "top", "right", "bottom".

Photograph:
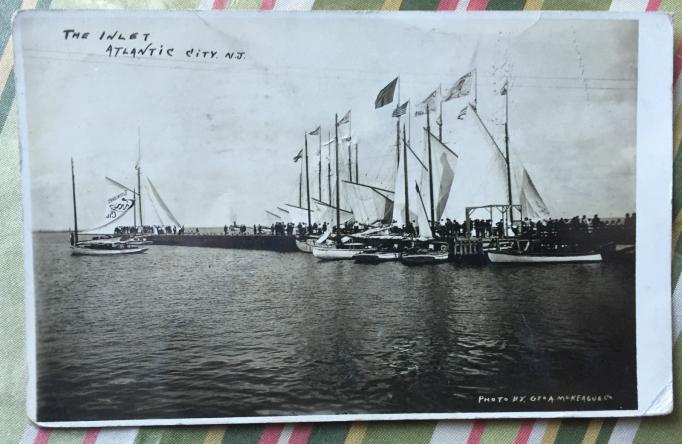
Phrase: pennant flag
[
  {"left": 500, "top": 79, "right": 508, "bottom": 96},
  {"left": 444, "top": 71, "right": 473, "bottom": 101},
  {"left": 309, "top": 125, "right": 320, "bottom": 136},
  {"left": 341, "top": 135, "right": 352, "bottom": 142},
  {"left": 415, "top": 89, "right": 440, "bottom": 116},
  {"left": 293, "top": 149, "right": 303, "bottom": 162},
  {"left": 338, "top": 110, "right": 351, "bottom": 125},
  {"left": 375, "top": 77, "right": 398, "bottom": 109},
  {"left": 392, "top": 100, "right": 409, "bottom": 118},
  {"left": 457, "top": 106, "right": 467, "bottom": 120}
]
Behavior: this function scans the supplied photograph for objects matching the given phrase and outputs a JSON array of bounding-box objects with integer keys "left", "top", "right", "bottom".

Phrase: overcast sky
[{"left": 16, "top": 11, "right": 637, "bottom": 230}]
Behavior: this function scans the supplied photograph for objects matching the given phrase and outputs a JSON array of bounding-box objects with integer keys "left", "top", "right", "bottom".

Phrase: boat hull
[
  {"left": 312, "top": 246, "right": 368, "bottom": 260},
  {"left": 400, "top": 253, "right": 449, "bottom": 265},
  {"left": 487, "top": 251, "right": 602, "bottom": 263},
  {"left": 71, "top": 246, "right": 149, "bottom": 256},
  {"left": 295, "top": 238, "right": 316, "bottom": 253},
  {"left": 353, "top": 252, "right": 400, "bottom": 263}
]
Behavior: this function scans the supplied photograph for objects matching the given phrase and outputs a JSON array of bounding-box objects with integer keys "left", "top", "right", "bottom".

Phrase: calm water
[{"left": 34, "top": 233, "right": 636, "bottom": 421}]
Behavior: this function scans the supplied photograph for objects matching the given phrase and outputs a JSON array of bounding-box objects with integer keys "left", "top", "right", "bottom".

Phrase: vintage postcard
[{"left": 13, "top": 11, "right": 672, "bottom": 426}]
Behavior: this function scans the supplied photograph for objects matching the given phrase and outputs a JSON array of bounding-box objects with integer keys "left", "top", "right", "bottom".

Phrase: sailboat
[
  {"left": 69, "top": 158, "right": 148, "bottom": 256},
  {"left": 399, "top": 107, "right": 457, "bottom": 265}
]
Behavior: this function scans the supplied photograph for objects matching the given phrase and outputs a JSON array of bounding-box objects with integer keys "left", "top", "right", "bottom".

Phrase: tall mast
[
  {"left": 438, "top": 84, "right": 443, "bottom": 141},
  {"left": 355, "top": 143, "right": 359, "bottom": 183},
  {"left": 335, "top": 113, "right": 340, "bottom": 231},
  {"left": 318, "top": 127, "right": 322, "bottom": 201},
  {"left": 70, "top": 158, "right": 78, "bottom": 244},
  {"left": 133, "top": 186, "right": 137, "bottom": 226},
  {"left": 426, "top": 106, "right": 435, "bottom": 237},
  {"left": 298, "top": 160, "right": 302, "bottom": 208},
  {"left": 402, "top": 125, "right": 409, "bottom": 228},
  {"left": 505, "top": 83, "right": 513, "bottom": 225},
  {"left": 327, "top": 130, "right": 332, "bottom": 205},
  {"left": 304, "top": 133, "right": 311, "bottom": 227},
  {"left": 137, "top": 128, "right": 143, "bottom": 226},
  {"left": 347, "top": 117, "right": 353, "bottom": 182}
]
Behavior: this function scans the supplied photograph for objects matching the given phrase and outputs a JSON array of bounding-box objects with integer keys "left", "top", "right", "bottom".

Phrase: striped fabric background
[{"left": 0, "top": 0, "right": 678, "bottom": 443}]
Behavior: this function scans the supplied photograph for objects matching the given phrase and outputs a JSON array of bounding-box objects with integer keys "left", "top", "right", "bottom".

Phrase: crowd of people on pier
[{"left": 114, "top": 225, "right": 183, "bottom": 235}]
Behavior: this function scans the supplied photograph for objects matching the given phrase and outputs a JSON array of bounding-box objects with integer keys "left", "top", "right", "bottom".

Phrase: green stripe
[
  {"left": 221, "top": 424, "right": 264, "bottom": 444},
  {"left": 0, "top": 0, "right": 21, "bottom": 60},
  {"left": 662, "top": 0, "right": 682, "bottom": 43},
  {"left": 361, "top": 421, "right": 435, "bottom": 444},
  {"left": 480, "top": 421, "right": 520, "bottom": 444},
  {"left": 227, "top": 0, "right": 262, "bottom": 9},
  {"left": 487, "top": 0, "right": 526, "bottom": 10},
  {"left": 158, "top": 428, "right": 207, "bottom": 444},
  {"left": 595, "top": 419, "right": 617, "bottom": 444},
  {"left": 542, "top": 0, "right": 611, "bottom": 10},
  {"left": 46, "top": 430, "right": 86, "bottom": 444},
  {"left": 313, "top": 0, "right": 385, "bottom": 10},
  {"left": 554, "top": 419, "right": 589, "bottom": 444},
  {"left": 633, "top": 336, "right": 682, "bottom": 443},
  {"left": 400, "top": 0, "right": 440, "bottom": 10},
  {"left": 134, "top": 428, "right": 165, "bottom": 444},
  {"left": 307, "top": 423, "right": 351, "bottom": 444},
  {"left": 673, "top": 142, "right": 682, "bottom": 216}
]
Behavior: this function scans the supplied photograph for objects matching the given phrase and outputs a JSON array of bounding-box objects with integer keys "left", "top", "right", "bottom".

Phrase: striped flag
[
  {"left": 309, "top": 125, "right": 320, "bottom": 136},
  {"left": 375, "top": 77, "right": 398, "bottom": 108},
  {"left": 392, "top": 100, "right": 409, "bottom": 118},
  {"left": 444, "top": 71, "right": 472, "bottom": 101},
  {"left": 500, "top": 79, "right": 508, "bottom": 96},
  {"left": 293, "top": 149, "right": 303, "bottom": 162},
  {"left": 415, "top": 89, "right": 440, "bottom": 116},
  {"left": 338, "top": 110, "right": 351, "bottom": 125}
]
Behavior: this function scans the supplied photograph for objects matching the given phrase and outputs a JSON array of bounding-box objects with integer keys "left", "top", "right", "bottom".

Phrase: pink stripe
[
  {"left": 33, "top": 429, "right": 50, "bottom": 444},
  {"left": 212, "top": 0, "right": 229, "bottom": 9},
  {"left": 288, "top": 423, "right": 313, "bottom": 444},
  {"left": 466, "top": 0, "right": 488, "bottom": 10},
  {"left": 646, "top": 0, "right": 661, "bottom": 11},
  {"left": 674, "top": 38, "right": 682, "bottom": 83},
  {"left": 466, "top": 420, "right": 487, "bottom": 444},
  {"left": 258, "top": 424, "right": 284, "bottom": 444},
  {"left": 437, "top": 0, "right": 459, "bottom": 10},
  {"left": 514, "top": 420, "right": 535, "bottom": 444},
  {"left": 82, "top": 429, "right": 100, "bottom": 444},
  {"left": 261, "top": 0, "right": 276, "bottom": 9}
]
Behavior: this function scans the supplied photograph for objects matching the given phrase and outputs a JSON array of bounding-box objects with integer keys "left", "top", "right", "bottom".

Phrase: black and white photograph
[{"left": 14, "top": 11, "right": 673, "bottom": 425}]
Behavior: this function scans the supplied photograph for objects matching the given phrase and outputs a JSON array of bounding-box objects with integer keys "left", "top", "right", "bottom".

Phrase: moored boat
[
  {"left": 295, "top": 236, "right": 319, "bottom": 253},
  {"left": 312, "top": 242, "right": 375, "bottom": 260},
  {"left": 400, "top": 241, "right": 449, "bottom": 265},
  {"left": 487, "top": 250, "right": 602, "bottom": 264},
  {"left": 72, "top": 238, "right": 148, "bottom": 256},
  {"left": 353, "top": 250, "right": 400, "bottom": 263}
]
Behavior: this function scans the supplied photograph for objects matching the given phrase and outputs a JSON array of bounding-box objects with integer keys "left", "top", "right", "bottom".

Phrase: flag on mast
[
  {"left": 457, "top": 106, "right": 467, "bottom": 120},
  {"left": 415, "top": 89, "right": 440, "bottom": 116},
  {"left": 392, "top": 100, "right": 409, "bottom": 118},
  {"left": 338, "top": 110, "right": 351, "bottom": 125},
  {"left": 500, "top": 79, "right": 509, "bottom": 95},
  {"left": 309, "top": 125, "right": 321, "bottom": 136},
  {"left": 374, "top": 77, "right": 398, "bottom": 109},
  {"left": 293, "top": 149, "right": 303, "bottom": 162},
  {"left": 443, "top": 71, "right": 473, "bottom": 101}
]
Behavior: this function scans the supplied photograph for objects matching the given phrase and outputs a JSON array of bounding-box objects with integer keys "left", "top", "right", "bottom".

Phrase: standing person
[
  {"left": 253, "top": 224, "right": 257, "bottom": 235},
  {"left": 223, "top": 224, "right": 228, "bottom": 235},
  {"left": 69, "top": 231, "right": 74, "bottom": 246}
]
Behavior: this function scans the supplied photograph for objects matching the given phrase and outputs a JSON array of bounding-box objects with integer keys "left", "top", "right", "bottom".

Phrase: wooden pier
[
  {"left": 450, "top": 238, "right": 487, "bottom": 264},
  {"left": 148, "top": 234, "right": 298, "bottom": 252}
]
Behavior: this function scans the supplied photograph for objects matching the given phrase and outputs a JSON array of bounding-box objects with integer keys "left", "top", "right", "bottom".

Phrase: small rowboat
[
  {"left": 400, "top": 241, "right": 449, "bottom": 265},
  {"left": 353, "top": 251, "right": 400, "bottom": 263},
  {"left": 295, "top": 236, "right": 318, "bottom": 253}
]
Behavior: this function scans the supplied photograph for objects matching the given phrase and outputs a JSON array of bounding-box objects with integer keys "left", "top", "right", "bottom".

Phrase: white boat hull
[
  {"left": 312, "top": 246, "right": 369, "bottom": 260},
  {"left": 71, "top": 246, "right": 149, "bottom": 256},
  {"left": 487, "top": 251, "right": 602, "bottom": 263},
  {"left": 295, "top": 238, "right": 316, "bottom": 253}
]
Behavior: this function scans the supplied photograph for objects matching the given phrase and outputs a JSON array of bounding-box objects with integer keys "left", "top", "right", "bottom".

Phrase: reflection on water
[{"left": 33, "top": 233, "right": 636, "bottom": 421}]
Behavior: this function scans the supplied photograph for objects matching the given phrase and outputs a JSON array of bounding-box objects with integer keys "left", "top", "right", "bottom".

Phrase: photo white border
[{"left": 13, "top": 10, "right": 672, "bottom": 427}]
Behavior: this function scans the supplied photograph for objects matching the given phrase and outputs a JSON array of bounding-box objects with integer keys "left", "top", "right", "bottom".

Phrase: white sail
[
  {"left": 518, "top": 167, "right": 550, "bottom": 220},
  {"left": 392, "top": 138, "right": 427, "bottom": 227},
  {"left": 284, "top": 204, "right": 314, "bottom": 224},
  {"left": 265, "top": 210, "right": 282, "bottom": 225},
  {"left": 80, "top": 188, "right": 135, "bottom": 234},
  {"left": 342, "top": 180, "right": 393, "bottom": 225},
  {"left": 424, "top": 129, "right": 458, "bottom": 223},
  {"left": 441, "top": 104, "right": 511, "bottom": 222},
  {"left": 312, "top": 199, "right": 353, "bottom": 226}
]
